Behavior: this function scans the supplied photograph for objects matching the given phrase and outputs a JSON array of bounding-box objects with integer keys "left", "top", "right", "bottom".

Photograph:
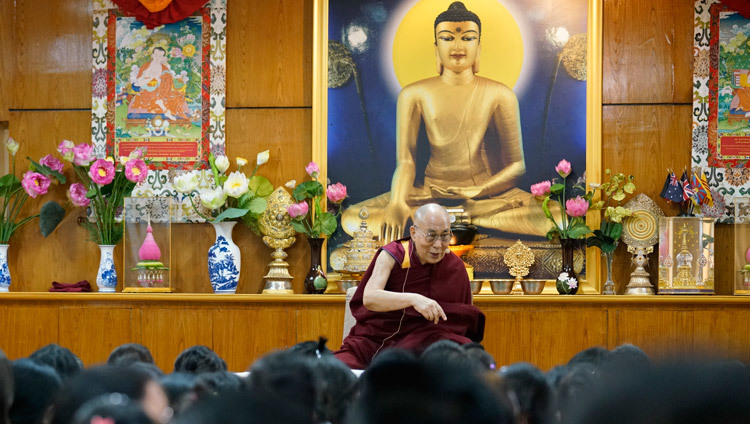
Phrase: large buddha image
[{"left": 327, "top": 0, "right": 588, "bottom": 275}]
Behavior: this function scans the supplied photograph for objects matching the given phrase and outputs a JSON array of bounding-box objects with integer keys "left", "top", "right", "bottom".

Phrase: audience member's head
[
  {"left": 288, "top": 337, "right": 333, "bottom": 357},
  {"left": 194, "top": 371, "right": 243, "bottom": 396},
  {"left": 567, "top": 346, "right": 610, "bottom": 372},
  {"left": 50, "top": 366, "right": 169, "bottom": 424},
  {"left": 607, "top": 343, "right": 649, "bottom": 371},
  {"left": 127, "top": 361, "right": 164, "bottom": 380},
  {"left": 308, "top": 354, "right": 357, "bottom": 424},
  {"left": 72, "top": 393, "right": 152, "bottom": 424},
  {"left": 568, "top": 360, "right": 750, "bottom": 424},
  {"left": 108, "top": 344, "right": 154, "bottom": 367},
  {"left": 28, "top": 344, "right": 83, "bottom": 381},
  {"left": 173, "top": 346, "right": 226, "bottom": 374},
  {"left": 173, "top": 389, "right": 313, "bottom": 424},
  {"left": 0, "top": 350, "right": 12, "bottom": 424},
  {"left": 553, "top": 363, "right": 597, "bottom": 423},
  {"left": 352, "top": 350, "right": 513, "bottom": 424},
  {"left": 462, "top": 342, "right": 497, "bottom": 371},
  {"left": 159, "top": 372, "right": 199, "bottom": 418},
  {"left": 247, "top": 350, "right": 318, "bottom": 421},
  {"left": 9, "top": 358, "right": 62, "bottom": 424},
  {"left": 498, "top": 362, "right": 553, "bottom": 424}
]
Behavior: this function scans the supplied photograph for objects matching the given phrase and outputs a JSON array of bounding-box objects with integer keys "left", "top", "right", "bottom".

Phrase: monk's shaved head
[{"left": 413, "top": 203, "right": 450, "bottom": 228}]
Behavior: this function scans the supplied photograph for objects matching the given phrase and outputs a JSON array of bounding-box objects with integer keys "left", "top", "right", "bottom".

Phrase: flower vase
[
  {"left": 556, "top": 238, "right": 579, "bottom": 295},
  {"left": 97, "top": 245, "right": 118, "bottom": 292},
  {"left": 208, "top": 221, "right": 240, "bottom": 294},
  {"left": 602, "top": 248, "right": 617, "bottom": 295},
  {"left": 0, "top": 245, "right": 10, "bottom": 292},
  {"left": 304, "top": 237, "right": 328, "bottom": 294}
]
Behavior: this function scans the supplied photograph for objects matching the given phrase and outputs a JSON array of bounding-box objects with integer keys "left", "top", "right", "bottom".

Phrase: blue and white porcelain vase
[
  {"left": 97, "top": 245, "right": 118, "bottom": 292},
  {"left": 0, "top": 244, "right": 10, "bottom": 292},
  {"left": 208, "top": 221, "right": 240, "bottom": 294}
]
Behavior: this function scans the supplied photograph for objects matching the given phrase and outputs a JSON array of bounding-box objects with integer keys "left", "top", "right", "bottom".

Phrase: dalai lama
[{"left": 334, "top": 203, "right": 485, "bottom": 369}]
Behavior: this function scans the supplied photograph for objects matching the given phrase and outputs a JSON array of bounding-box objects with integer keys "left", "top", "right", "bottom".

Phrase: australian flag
[{"left": 660, "top": 171, "right": 684, "bottom": 203}]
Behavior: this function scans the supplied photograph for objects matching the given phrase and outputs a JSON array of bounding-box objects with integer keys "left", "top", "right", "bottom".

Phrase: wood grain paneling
[
  {"left": 0, "top": 0, "right": 12, "bottom": 120},
  {"left": 58, "top": 307, "right": 134, "bottom": 366},
  {"left": 614, "top": 310, "right": 694, "bottom": 358},
  {"left": 226, "top": 0, "right": 312, "bottom": 107},
  {"left": 603, "top": 0, "right": 694, "bottom": 104},
  {"left": 602, "top": 105, "right": 693, "bottom": 293},
  {"left": 296, "top": 305, "right": 345, "bottom": 350},
  {"left": 0, "top": 306, "right": 58, "bottom": 359},
  {"left": 13, "top": 0, "right": 92, "bottom": 109},
  {"left": 141, "top": 308, "right": 213, "bottom": 372},
  {"left": 692, "top": 310, "right": 750, "bottom": 361},
  {"left": 212, "top": 308, "right": 290, "bottom": 371}
]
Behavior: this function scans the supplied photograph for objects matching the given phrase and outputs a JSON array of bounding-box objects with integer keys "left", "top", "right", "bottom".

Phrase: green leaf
[
  {"left": 290, "top": 220, "right": 308, "bottom": 234},
  {"left": 567, "top": 223, "right": 591, "bottom": 239},
  {"left": 40, "top": 201, "right": 65, "bottom": 237},
  {"left": 247, "top": 197, "right": 266, "bottom": 215},
  {"left": 293, "top": 181, "right": 324, "bottom": 201},
  {"left": 212, "top": 207, "right": 249, "bottom": 223},
  {"left": 86, "top": 186, "right": 97, "bottom": 199},
  {"left": 541, "top": 196, "right": 555, "bottom": 222},
  {"left": 26, "top": 157, "right": 66, "bottom": 184},
  {"left": 609, "top": 222, "right": 622, "bottom": 240},
  {"left": 586, "top": 237, "right": 603, "bottom": 248},
  {"left": 550, "top": 183, "right": 564, "bottom": 194},
  {"left": 319, "top": 212, "right": 338, "bottom": 237},
  {"left": 0, "top": 174, "right": 21, "bottom": 194},
  {"left": 249, "top": 175, "right": 274, "bottom": 197},
  {"left": 546, "top": 226, "right": 560, "bottom": 241}
]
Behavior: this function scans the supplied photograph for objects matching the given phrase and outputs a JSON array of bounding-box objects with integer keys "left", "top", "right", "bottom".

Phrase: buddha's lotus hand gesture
[
  {"left": 430, "top": 185, "right": 483, "bottom": 200},
  {"left": 381, "top": 201, "right": 411, "bottom": 243}
]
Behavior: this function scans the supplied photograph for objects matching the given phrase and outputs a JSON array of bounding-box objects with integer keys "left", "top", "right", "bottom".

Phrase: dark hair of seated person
[
  {"left": 9, "top": 358, "right": 62, "bottom": 424},
  {"left": 462, "top": 342, "right": 497, "bottom": 371},
  {"left": 552, "top": 363, "right": 598, "bottom": 423},
  {"left": 567, "top": 360, "right": 750, "bottom": 424},
  {"left": 49, "top": 365, "right": 155, "bottom": 424},
  {"left": 28, "top": 344, "right": 83, "bottom": 381},
  {"left": 302, "top": 351, "right": 358, "bottom": 424},
  {"left": 0, "top": 350, "right": 13, "bottom": 424},
  {"left": 127, "top": 361, "right": 164, "bottom": 380},
  {"left": 566, "top": 346, "right": 611, "bottom": 373},
  {"left": 193, "top": 371, "right": 243, "bottom": 396},
  {"left": 159, "top": 372, "right": 199, "bottom": 417},
  {"left": 497, "top": 362, "right": 553, "bottom": 424},
  {"left": 108, "top": 343, "right": 155, "bottom": 367},
  {"left": 288, "top": 337, "right": 333, "bottom": 357},
  {"left": 72, "top": 393, "right": 152, "bottom": 424},
  {"left": 173, "top": 388, "right": 313, "bottom": 424},
  {"left": 351, "top": 350, "right": 513, "bottom": 424},
  {"left": 173, "top": 346, "right": 227, "bottom": 374},
  {"left": 246, "top": 350, "right": 318, "bottom": 421}
]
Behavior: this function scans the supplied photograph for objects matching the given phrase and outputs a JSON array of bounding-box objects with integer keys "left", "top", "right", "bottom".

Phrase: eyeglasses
[{"left": 414, "top": 226, "right": 452, "bottom": 244}]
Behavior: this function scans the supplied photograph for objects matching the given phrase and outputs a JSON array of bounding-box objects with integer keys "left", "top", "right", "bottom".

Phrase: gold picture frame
[{"left": 313, "top": 0, "right": 603, "bottom": 293}]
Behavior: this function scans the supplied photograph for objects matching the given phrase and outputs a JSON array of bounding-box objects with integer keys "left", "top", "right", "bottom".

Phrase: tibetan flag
[
  {"left": 690, "top": 172, "right": 708, "bottom": 206},
  {"left": 698, "top": 171, "right": 714, "bottom": 207},
  {"left": 660, "top": 172, "right": 684, "bottom": 203},
  {"left": 681, "top": 171, "right": 695, "bottom": 202}
]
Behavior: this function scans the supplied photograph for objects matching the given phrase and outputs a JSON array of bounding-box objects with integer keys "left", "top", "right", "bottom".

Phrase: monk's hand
[
  {"left": 411, "top": 294, "right": 447, "bottom": 325},
  {"left": 381, "top": 202, "right": 410, "bottom": 243}
]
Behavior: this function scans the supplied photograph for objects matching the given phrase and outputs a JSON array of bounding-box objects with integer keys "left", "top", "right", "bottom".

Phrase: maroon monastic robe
[{"left": 334, "top": 238, "right": 485, "bottom": 369}]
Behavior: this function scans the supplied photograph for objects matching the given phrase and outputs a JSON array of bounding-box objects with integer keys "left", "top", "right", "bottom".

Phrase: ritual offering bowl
[
  {"left": 450, "top": 222, "right": 477, "bottom": 246},
  {"left": 469, "top": 280, "right": 483, "bottom": 295},
  {"left": 336, "top": 279, "right": 359, "bottom": 294},
  {"left": 489, "top": 280, "right": 513, "bottom": 295},
  {"left": 521, "top": 280, "right": 546, "bottom": 295}
]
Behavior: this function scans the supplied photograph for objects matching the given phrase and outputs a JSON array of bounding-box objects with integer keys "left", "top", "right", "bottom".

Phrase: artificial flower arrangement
[
  {"left": 530, "top": 159, "right": 593, "bottom": 241},
  {"left": 286, "top": 161, "right": 348, "bottom": 238},
  {"left": 585, "top": 169, "right": 636, "bottom": 254},
  {"left": 56, "top": 140, "right": 149, "bottom": 245},
  {"left": 174, "top": 150, "right": 273, "bottom": 233},
  {"left": 0, "top": 137, "right": 66, "bottom": 243}
]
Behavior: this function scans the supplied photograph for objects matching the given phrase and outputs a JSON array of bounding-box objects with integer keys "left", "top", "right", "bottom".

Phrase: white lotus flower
[
  {"left": 214, "top": 155, "right": 230, "bottom": 174},
  {"left": 223, "top": 171, "right": 249, "bottom": 198},
  {"left": 174, "top": 171, "right": 200, "bottom": 194},
  {"left": 256, "top": 150, "right": 270, "bottom": 166},
  {"left": 200, "top": 187, "right": 227, "bottom": 210}
]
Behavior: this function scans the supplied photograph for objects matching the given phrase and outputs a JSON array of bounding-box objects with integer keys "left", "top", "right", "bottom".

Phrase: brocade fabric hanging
[{"left": 111, "top": 0, "right": 209, "bottom": 28}]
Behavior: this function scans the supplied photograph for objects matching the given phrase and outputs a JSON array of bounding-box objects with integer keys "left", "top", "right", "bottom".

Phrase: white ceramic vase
[
  {"left": 208, "top": 221, "right": 240, "bottom": 294},
  {"left": 97, "top": 245, "right": 118, "bottom": 292},
  {"left": 0, "top": 244, "right": 10, "bottom": 292}
]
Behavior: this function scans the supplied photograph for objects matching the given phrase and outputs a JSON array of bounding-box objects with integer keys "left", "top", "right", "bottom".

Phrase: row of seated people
[{"left": 1, "top": 340, "right": 749, "bottom": 424}]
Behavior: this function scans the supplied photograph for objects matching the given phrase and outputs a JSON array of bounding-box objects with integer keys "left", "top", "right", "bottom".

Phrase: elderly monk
[
  {"left": 341, "top": 1, "right": 551, "bottom": 242},
  {"left": 334, "top": 203, "right": 485, "bottom": 369}
]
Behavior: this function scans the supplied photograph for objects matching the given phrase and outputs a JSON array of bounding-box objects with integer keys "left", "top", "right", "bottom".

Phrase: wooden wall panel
[
  {"left": 212, "top": 308, "right": 290, "bottom": 371},
  {"left": 482, "top": 308, "right": 608, "bottom": 370},
  {"left": 0, "top": 0, "right": 12, "bottom": 120},
  {"left": 141, "top": 308, "right": 213, "bottom": 372},
  {"left": 226, "top": 0, "right": 312, "bottom": 107},
  {"left": 0, "top": 306, "right": 58, "bottom": 359},
  {"left": 58, "top": 307, "right": 134, "bottom": 366},
  {"left": 602, "top": 0, "right": 694, "bottom": 104},
  {"left": 614, "top": 310, "right": 694, "bottom": 358},
  {"left": 12, "top": 0, "right": 91, "bottom": 109},
  {"left": 692, "top": 310, "right": 750, "bottom": 361},
  {"left": 602, "top": 105, "right": 693, "bottom": 293},
  {"left": 296, "top": 305, "right": 345, "bottom": 350}
]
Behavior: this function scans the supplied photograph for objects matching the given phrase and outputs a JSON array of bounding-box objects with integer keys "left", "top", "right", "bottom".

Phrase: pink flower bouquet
[
  {"left": 530, "top": 159, "right": 593, "bottom": 240},
  {"left": 286, "top": 161, "right": 348, "bottom": 238}
]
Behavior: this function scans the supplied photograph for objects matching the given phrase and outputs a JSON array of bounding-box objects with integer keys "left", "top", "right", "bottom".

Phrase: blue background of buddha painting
[{"left": 327, "top": 0, "right": 588, "bottom": 242}]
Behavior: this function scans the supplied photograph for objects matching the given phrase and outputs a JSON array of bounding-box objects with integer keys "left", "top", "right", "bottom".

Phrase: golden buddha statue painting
[{"left": 327, "top": 0, "right": 589, "bottom": 271}]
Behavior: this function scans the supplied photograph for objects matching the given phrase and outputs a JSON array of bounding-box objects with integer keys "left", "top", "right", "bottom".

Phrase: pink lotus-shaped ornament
[{"left": 138, "top": 224, "right": 161, "bottom": 261}]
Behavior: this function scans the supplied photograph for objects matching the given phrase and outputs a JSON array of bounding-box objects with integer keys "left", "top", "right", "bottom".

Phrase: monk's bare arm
[
  {"left": 362, "top": 251, "right": 447, "bottom": 324},
  {"left": 381, "top": 88, "right": 421, "bottom": 242},
  {"left": 477, "top": 86, "right": 526, "bottom": 196}
]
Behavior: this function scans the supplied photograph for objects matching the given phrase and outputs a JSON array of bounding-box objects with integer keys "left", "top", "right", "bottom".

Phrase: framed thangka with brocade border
[
  {"left": 92, "top": 0, "right": 226, "bottom": 221},
  {"left": 692, "top": 0, "right": 750, "bottom": 222}
]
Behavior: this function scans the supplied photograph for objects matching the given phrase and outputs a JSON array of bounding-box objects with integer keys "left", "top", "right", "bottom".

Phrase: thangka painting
[
  {"left": 693, "top": 0, "right": 750, "bottom": 222},
  {"left": 92, "top": 0, "right": 226, "bottom": 221}
]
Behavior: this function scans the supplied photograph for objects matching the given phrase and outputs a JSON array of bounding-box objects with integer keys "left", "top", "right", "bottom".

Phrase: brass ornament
[
  {"left": 259, "top": 187, "right": 297, "bottom": 294},
  {"left": 622, "top": 194, "right": 664, "bottom": 295},
  {"left": 344, "top": 207, "right": 379, "bottom": 274},
  {"left": 503, "top": 240, "right": 535, "bottom": 295}
]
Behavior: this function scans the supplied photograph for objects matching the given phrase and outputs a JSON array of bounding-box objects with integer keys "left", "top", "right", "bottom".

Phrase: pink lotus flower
[
  {"left": 68, "top": 182, "right": 90, "bottom": 207},
  {"left": 73, "top": 143, "right": 95, "bottom": 166},
  {"left": 565, "top": 196, "right": 589, "bottom": 217},
  {"left": 57, "top": 140, "right": 75, "bottom": 162},
  {"left": 305, "top": 161, "right": 319, "bottom": 178},
  {"left": 125, "top": 159, "right": 148, "bottom": 183},
  {"left": 39, "top": 154, "right": 64, "bottom": 173},
  {"left": 555, "top": 159, "right": 572, "bottom": 178},
  {"left": 89, "top": 159, "right": 115, "bottom": 186},
  {"left": 530, "top": 180, "right": 551, "bottom": 197},
  {"left": 21, "top": 172, "right": 51, "bottom": 198},
  {"left": 326, "top": 182, "right": 347, "bottom": 203},
  {"left": 287, "top": 201, "right": 309, "bottom": 219}
]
